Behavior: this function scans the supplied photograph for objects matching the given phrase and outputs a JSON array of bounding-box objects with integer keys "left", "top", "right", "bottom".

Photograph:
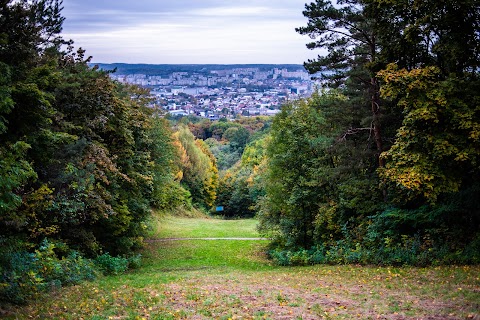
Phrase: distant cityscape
[{"left": 98, "top": 64, "right": 322, "bottom": 119}]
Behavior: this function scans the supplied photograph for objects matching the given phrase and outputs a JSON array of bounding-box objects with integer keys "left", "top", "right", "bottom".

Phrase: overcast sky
[{"left": 61, "top": 0, "right": 321, "bottom": 64}]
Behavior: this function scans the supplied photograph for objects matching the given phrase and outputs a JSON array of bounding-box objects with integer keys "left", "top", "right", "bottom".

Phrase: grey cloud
[
  {"left": 59, "top": 0, "right": 314, "bottom": 64},
  {"left": 62, "top": 0, "right": 307, "bottom": 32}
]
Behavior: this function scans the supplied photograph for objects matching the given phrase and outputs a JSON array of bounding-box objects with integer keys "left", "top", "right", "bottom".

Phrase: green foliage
[
  {"left": 0, "top": 142, "right": 37, "bottom": 226},
  {"left": 174, "top": 125, "right": 218, "bottom": 209},
  {"left": 379, "top": 64, "right": 480, "bottom": 204},
  {"left": 209, "top": 121, "right": 240, "bottom": 140},
  {"left": 205, "top": 138, "right": 242, "bottom": 170},
  {"left": 260, "top": 84, "right": 480, "bottom": 265},
  {"left": 268, "top": 230, "right": 480, "bottom": 267},
  {"left": 259, "top": 0, "right": 480, "bottom": 266},
  {"left": 127, "top": 254, "right": 143, "bottom": 269},
  {"left": 372, "top": 0, "right": 480, "bottom": 74},
  {"left": 269, "top": 249, "right": 311, "bottom": 266},
  {"left": 93, "top": 252, "right": 141, "bottom": 276},
  {"left": 241, "top": 137, "right": 269, "bottom": 168},
  {"left": 39, "top": 54, "right": 156, "bottom": 255},
  {"left": 0, "top": 239, "right": 96, "bottom": 305},
  {"left": 259, "top": 90, "right": 371, "bottom": 249},
  {"left": 94, "top": 253, "right": 129, "bottom": 276},
  {"left": 214, "top": 136, "right": 269, "bottom": 218},
  {"left": 0, "top": 0, "right": 185, "bottom": 302},
  {"left": 150, "top": 117, "right": 181, "bottom": 210},
  {"left": 0, "top": 62, "right": 14, "bottom": 133},
  {"left": 223, "top": 126, "right": 250, "bottom": 153},
  {"left": 297, "top": 0, "right": 379, "bottom": 80},
  {"left": 191, "top": 116, "right": 271, "bottom": 172},
  {"left": 216, "top": 168, "right": 256, "bottom": 218}
]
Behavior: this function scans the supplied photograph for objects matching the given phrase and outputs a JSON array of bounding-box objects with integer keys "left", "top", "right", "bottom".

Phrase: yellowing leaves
[
  {"left": 378, "top": 64, "right": 479, "bottom": 204},
  {"left": 175, "top": 125, "right": 218, "bottom": 208}
]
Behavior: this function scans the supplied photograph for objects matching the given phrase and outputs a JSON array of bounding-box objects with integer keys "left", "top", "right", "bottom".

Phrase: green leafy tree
[
  {"left": 216, "top": 166, "right": 258, "bottom": 218},
  {"left": 0, "top": 0, "right": 193, "bottom": 304},
  {"left": 372, "top": 0, "right": 480, "bottom": 74},
  {"left": 261, "top": 0, "right": 480, "bottom": 265},
  {"left": 175, "top": 125, "right": 218, "bottom": 209},
  {"left": 149, "top": 117, "right": 188, "bottom": 210},
  {"left": 378, "top": 65, "right": 480, "bottom": 203},
  {"left": 0, "top": 0, "right": 68, "bottom": 240},
  {"left": 0, "top": 0, "right": 173, "bottom": 256},
  {"left": 204, "top": 138, "right": 242, "bottom": 171},
  {"left": 0, "top": 142, "right": 37, "bottom": 229},
  {"left": 223, "top": 126, "right": 250, "bottom": 153},
  {"left": 259, "top": 91, "right": 357, "bottom": 248},
  {"left": 369, "top": 0, "right": 480, "bottom": 262}
]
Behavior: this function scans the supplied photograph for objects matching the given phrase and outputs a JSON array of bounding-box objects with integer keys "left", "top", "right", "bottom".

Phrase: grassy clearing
[
  {"left": 5, "top": 215, "right": 480, "bottom": 319},
  {"left": 151, "top": 215, "right": 261, "bottom": 239}
]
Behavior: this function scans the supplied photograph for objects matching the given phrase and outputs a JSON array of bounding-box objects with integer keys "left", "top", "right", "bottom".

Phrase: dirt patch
[{"left": 152, "top": 271, "right": 476, "bottom": 319}]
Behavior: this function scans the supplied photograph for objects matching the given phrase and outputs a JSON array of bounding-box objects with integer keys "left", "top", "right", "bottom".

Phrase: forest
[{"left": 1, "top": 0, "right": 479, "bottom": 306}]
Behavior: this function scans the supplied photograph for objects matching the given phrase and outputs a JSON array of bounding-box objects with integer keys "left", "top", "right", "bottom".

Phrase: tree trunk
[{"left": 371, "top": 77, "right": 384, "bottom": 168}]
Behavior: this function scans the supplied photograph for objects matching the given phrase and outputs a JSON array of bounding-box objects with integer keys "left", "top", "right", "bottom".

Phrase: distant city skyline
[{"left": 61, "top": 0, "right": 323, "bottom": 65}]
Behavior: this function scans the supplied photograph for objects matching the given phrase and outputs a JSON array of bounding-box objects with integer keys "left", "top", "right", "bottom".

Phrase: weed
[
  {"left": 186, "top": 293, "right": 200, "bottom": 301},
  {"left": 199, "top": 308, "right": 212, "bottom": 316},
  {"left": 276, "top": 292, "right": 289, "bottom": 305}
]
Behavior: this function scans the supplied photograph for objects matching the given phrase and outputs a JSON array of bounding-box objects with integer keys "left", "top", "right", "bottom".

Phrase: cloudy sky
[{"left": 61, "top": 0, "right": 321, "bottom": 64}]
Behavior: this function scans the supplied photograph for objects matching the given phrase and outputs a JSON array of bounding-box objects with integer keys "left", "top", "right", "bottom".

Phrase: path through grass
[{"left": 6, "top": 215, "right": 480, "bottom": 319}]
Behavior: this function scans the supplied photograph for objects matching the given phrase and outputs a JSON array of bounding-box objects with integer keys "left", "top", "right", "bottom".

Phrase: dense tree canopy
[
  {"left": 2, "top": 0, "right": 479, "bottom": 305},
  {"left": 259, "top": 0, "right": 480, "bottom": 265},
  {"left": 174, "top": 125, "right": 218, "bottom": 209},
  {"left": 0, "top": 0, "right": 185, "bottom": 303}
]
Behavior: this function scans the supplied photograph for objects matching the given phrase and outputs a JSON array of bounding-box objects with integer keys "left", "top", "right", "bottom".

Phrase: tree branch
[
  {"left": 338, "top": 127, "right": 373, "bottom": 141},
  {"left": 317, "top": 28, "right": 369, "bottom": 45}
]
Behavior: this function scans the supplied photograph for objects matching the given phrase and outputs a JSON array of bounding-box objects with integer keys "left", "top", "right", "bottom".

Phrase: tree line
[
  {"left": 1, "top": 0, "right": 479, "bottom": 305},
  {"left": 258, "top": 0, "right": 480, "bottom": 265},
  {"left": 0, "top": 0, "right": 220, "bottom": 304}
]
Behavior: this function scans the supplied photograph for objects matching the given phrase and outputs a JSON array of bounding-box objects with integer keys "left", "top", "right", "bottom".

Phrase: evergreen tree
[{"left": 297, "top": 0, "right": 388, "bottom": 166}]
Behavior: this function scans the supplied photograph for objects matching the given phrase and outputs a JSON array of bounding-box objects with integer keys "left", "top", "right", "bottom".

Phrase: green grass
[
  {"left": 144, "top": 239, "right": 272, "bottom": 272},
  {"left": 152, "top": 216, "right": 261, "bottom": 238},
  {"left": 4, "top": 215, "right": 480, "bottom": 319},
  {"left": 144, "top": 215, "right": 272, "bottom": 273}
]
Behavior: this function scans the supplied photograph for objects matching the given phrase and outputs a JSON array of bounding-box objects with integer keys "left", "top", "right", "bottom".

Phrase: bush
[
  {"left": 0, "top": 239, "right": 96, "bottom": 305},
  {"left": 269, "top": 249, "right": 311, "bottom": 266},
  {"left": 127, "top": 254, "right": 142, "bottom": 269},
  {"left": 268, "top": 232, "right": 480, "bottom": 267},
  {"left": 94, "top": 253, "right": 129, "bottom": 275}
]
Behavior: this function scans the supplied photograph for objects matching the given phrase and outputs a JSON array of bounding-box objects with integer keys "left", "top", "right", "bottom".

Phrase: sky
[{"left": 61, "top": 0, "right": 322, "bottom": 65}]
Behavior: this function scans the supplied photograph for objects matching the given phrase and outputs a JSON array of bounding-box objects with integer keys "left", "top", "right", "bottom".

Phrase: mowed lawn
[
  {"left": 6, "top": 215, "right": 480, "bottom": 319},
  {"left": 151, "top": 216, "right": 262, "bottom": 239}
]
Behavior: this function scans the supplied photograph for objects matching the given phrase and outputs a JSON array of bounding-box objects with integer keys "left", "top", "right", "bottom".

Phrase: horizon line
[{"left": 90, "top": 62, "right": 306, "bottom": 66}]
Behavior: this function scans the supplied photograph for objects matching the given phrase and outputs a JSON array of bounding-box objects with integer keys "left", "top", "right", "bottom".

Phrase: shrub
[
  {"left": 269, "top": 249, "right": 311, "bottom": 266},
  {"left": 268, "top": 231, "right": 480, "bottom": 266},
  {"left": 127, "top": 254, "right": 142, "bottom": 269},
  {"left": 94, "top": 253, "right": 129, "bottom": 275},
  {"left": 0, "top": 239, "right": 96, "bottom": 305}
]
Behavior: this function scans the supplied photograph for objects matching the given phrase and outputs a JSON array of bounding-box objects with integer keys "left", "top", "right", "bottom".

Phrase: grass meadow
[{"left": 4, "top": 215, "right": 480, "bottom": 319}]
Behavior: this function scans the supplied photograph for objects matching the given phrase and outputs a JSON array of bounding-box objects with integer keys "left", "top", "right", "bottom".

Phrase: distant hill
[{"left": 91, "top": 63, "right": 306, "bottom": 76}]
